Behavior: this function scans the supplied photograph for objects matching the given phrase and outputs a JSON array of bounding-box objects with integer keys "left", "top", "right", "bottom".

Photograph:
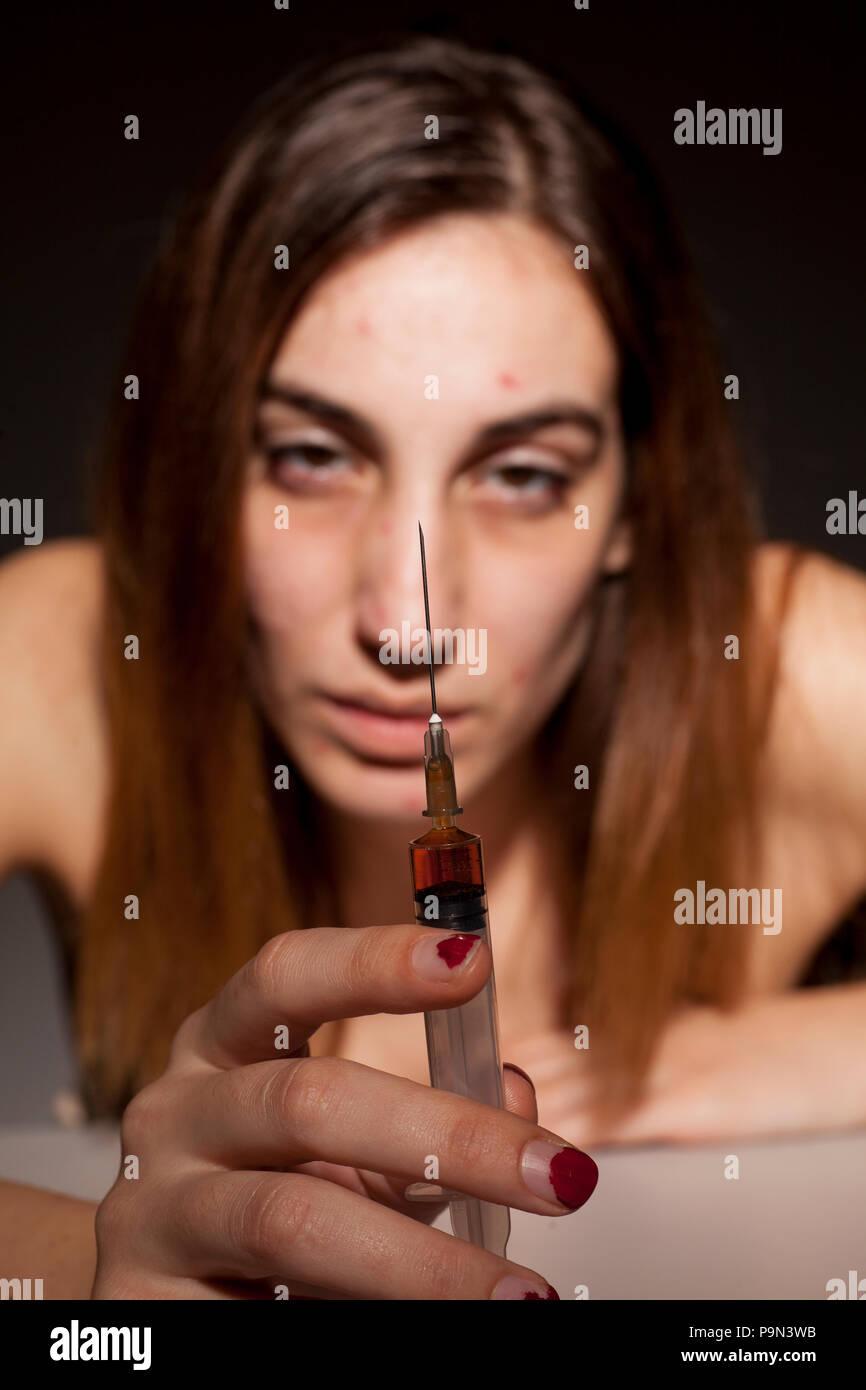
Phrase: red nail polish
[
  {"left": 436, "top": 933, "right": 477, "bottom": 969},
  {"left": 549, "top": 1147, "right": 599, "bottom": 1209},
  {"left": 524, "top": 1284, "right": 560, "bottom": 1300}
]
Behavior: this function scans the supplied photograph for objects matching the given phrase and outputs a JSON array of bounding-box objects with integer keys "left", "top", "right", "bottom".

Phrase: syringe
[{"left": 405, "top": 523, "right": 511, "bottom": 1258}]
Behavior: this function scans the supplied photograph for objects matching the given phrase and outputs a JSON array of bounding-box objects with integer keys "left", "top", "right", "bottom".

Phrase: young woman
[{"left": 1, "top": 34, "right": 864, "bottom": 1300}]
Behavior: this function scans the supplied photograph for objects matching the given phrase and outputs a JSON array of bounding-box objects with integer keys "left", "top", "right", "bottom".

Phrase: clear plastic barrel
[{"left": 409, "top": 829, "right": 511, "bottom": 1257}]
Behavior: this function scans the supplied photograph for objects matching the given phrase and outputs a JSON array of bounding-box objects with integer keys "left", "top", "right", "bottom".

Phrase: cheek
[
  {"left": 241, "top": 485, "right": 337, "bottom": 639},
  {"left": 498, "top": 465, "right": 625, "bottom": 682},
  {"left": 481, "top": 544, "right": 602, "bottom": 686}
]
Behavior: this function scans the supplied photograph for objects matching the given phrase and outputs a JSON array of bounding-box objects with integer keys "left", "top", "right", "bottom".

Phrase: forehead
[{"left": 267, "top": 213, "right": 619, "bottom": 420}]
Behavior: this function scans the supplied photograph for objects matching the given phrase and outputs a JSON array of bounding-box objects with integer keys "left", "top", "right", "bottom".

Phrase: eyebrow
[{"left": 258, "top": 379, "right": 604, "bottom": 457}]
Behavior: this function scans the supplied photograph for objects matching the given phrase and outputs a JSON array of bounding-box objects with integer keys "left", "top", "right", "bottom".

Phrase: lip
[{"left": 318, "top": 692, "right": 470, "bottom": 761}]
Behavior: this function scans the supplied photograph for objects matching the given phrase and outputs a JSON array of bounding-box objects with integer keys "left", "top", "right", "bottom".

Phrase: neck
[{"left": 317, "top": 743, "right": 558, "bottom": 933}]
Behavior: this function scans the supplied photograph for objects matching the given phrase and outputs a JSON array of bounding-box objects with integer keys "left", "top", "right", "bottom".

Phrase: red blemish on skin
[
  {"left": 512, "top": 664, "right": 530, "bottom": 686},
  {"left": 357, "top": 314, "right": 372, "bottom": 336},
  {"left": 381, "top": 517, "right": 393, "bottom": 535},
  {"left": 436, "top": 933, "right": 477, "bottom": 969},
  {"left": 497, "top": 370, "right": 519, "bottom": 390}
]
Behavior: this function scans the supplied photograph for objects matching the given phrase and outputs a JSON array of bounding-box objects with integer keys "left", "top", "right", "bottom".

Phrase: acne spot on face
[
  {"left": 380, "top": 517, "right": 393, "bottom": 536},
  {"left": 369, "top": 601, "right": 388, "bottom": 631},
  {"left": 512, "top": 663, "right": 530, "bottom": 686},
  {"left": 497, "top": 370, "right": 520, "bottom": 390},
  {"left": 357, "top": 314, "right": 372, "bottom": 337}
]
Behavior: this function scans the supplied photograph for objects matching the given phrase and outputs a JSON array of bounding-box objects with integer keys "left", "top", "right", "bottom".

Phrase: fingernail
[
  {"left": 490, "top": 1274, "right": 560, "bottom": 1300},
  {"left": 503, "top": 1062, "right": 535, "bottom": 1094},
  {"left": 412, "top": 932, "right": 480, "bottom": 980},
  {"left": 520, "top": 1139, "right": 599, "bottom": 1210},
  {"left": 403, "top": 1181, "right": 466, "bottom": 1201}
]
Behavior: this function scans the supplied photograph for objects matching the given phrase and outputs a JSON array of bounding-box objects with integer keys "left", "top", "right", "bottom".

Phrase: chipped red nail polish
[
  {"left": 521, "top": 1139, "right": 599, "bottom": 1209},
  {"left": 412, "top": 932, "right": 480, "bottom": 980},
  {"left": 436, "top": 933, "right": 478, "bottom": 969},
  {"left": 549, "top": 1146, "right": 599, "bottom": 1208}
]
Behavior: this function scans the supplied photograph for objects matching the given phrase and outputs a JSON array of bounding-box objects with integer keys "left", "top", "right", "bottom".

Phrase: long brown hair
[{"left": 78, "top": 33, "right": 787, "bottom": 1120}]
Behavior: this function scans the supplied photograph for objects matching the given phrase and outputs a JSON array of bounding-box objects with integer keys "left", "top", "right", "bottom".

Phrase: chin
[{"left": 293, "top": 747, "right": 432, "bottom": 825}]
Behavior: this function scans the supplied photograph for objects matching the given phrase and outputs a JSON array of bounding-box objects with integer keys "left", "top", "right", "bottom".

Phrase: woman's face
[{"left": 242, "top": 211, "right": 629, "bottom": 822}]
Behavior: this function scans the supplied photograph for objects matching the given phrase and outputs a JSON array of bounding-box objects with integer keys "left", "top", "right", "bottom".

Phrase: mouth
[{"left": 317, "top": 691, "right": 472, "bottom": 762}]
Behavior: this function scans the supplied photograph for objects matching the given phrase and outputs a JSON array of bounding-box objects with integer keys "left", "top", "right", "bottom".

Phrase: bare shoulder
[
  {"left": 753, "top": 540, "right": 866, "bottom": 862},
  {"left": 753, "top": 539, "right": 866, "bottom": 642},
  {"left": 0, "top": 539, "right": 108, "bottom": 894}
]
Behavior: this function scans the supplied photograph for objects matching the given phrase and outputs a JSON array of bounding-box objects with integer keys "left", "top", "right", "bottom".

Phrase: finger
[
  {"left": 509, "top": 1030, "right": 584, "bottom": 1082},
  {"left": 502, "top": 1062, "right": 538, "bottom": 1124},
  {"left": 291, "top": 1160, "right": 453, "bottom": 1226},
  {"left": 170, "top": 925, "right": 492, "bottom": 1071},
  {"left": 155, "top": 1169, "right": 560, "bottom": 1300},
  {"left": 192, "top": 1275, "right": 347, "bottom": 1300},
  {"left": 403, "top": 1064, "right": 537, "bottom": 1212},
  {"left": 273, "top": 1067, "right": 538, "bottom": 1203},
  {"left": 95, "top": 1270, "right": 340, "bottom": 1301},
  {"left": 167, "top": 1056, "right": 597, "bottom": 1216}
]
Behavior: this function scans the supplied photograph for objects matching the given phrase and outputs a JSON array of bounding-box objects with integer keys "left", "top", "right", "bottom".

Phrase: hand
[
  {"left": 607, "top": 995, "right": 866, "bottom": 1143},
  {"left": 91, "top": 924, "right": 599, "bottom": 1300},
  {"left": 507, "top": 1027, "right": 601, "bottom": 1147},
  {"left": 513, "top": 998, "right": 828, "bottom": 1147}
]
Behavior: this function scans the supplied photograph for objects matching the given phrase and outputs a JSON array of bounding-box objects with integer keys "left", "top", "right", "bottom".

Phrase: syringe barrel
[{"left": 409, "top": 828, "right": 511, "bottom": 1256}]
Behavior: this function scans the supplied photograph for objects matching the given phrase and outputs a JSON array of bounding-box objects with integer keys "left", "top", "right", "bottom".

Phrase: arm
[
  {"left": 614, "top": 551, "right": 866, "bottom": 1146},
  {"left": 0, "top": 545, "right": 107, "bottom": 1294},
  {"left": 514, "top": 981, "right": 866, "bottom": 1147},
  {"left": 0, "top": 1180, "right": 98, "bottom": 1299},
  {"left": 0, "top": 540, "right": 105, "bottom": 887},
  {"left": 602, "top": 981, "right": 866, "bottom": 1144}
]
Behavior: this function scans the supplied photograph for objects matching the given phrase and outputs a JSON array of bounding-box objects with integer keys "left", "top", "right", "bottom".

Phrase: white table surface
[{"left": 1, "top": 1122, "right": 863, "bottom": 1299}]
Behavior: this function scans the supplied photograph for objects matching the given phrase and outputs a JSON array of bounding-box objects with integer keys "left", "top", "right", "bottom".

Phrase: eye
[
  {"left": 473, "top": 458, "right": 571, "bottom": 510},
  {"left": 264, "top": 440, "right": 352, "bottom": 489}
]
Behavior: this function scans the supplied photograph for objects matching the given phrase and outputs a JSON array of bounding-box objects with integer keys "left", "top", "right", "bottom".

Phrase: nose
[{"left": 354, "top": 499, "right": 460, "bottom": 670}]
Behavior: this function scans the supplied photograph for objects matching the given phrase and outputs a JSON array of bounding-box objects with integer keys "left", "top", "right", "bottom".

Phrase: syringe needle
[{"left": 418, "top": 522, "right": 437, "bottom": 718}]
